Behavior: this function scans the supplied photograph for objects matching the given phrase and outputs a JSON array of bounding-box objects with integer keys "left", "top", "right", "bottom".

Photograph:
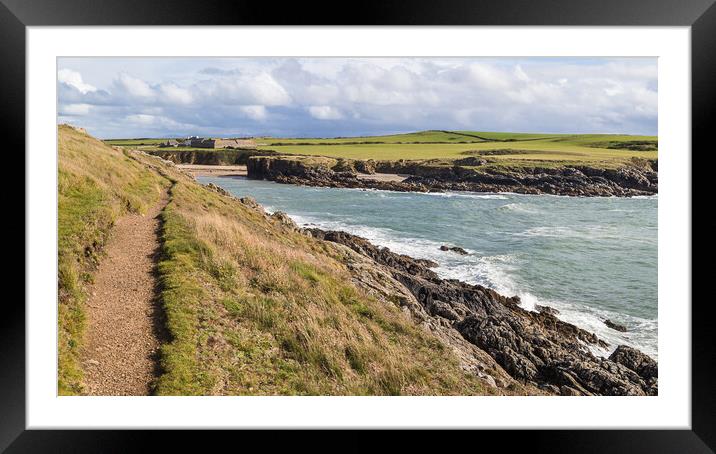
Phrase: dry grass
[{"left": 155, "top": 179, "right": 487, "bottom": 395}]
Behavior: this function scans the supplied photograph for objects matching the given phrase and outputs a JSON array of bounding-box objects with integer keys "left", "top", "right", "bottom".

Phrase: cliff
[
  {"left": 247, "top": 155, "right": 658, "bottom": 197},
  {"left": 148, "top": 148, "right": 276, "bottom": 166}
]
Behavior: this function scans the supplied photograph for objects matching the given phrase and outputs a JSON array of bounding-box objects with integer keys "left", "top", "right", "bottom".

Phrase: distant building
[
  {"left": 159, "top": 139, "right": 180, "bottom": 147},
  {"left": 188, "top": 137, "right": 257, "bottom": 149}
]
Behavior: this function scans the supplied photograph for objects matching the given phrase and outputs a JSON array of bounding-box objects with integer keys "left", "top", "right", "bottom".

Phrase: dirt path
[{"left": 80, "top": 193, "right": 169, "bottom": 395}]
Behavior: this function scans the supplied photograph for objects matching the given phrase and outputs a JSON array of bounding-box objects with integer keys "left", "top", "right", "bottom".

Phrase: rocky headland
[
  {"left": 303, "top": 228, "right": 658, "bottom": 396},
  {"left": 247, "top": 155, "right": 658, "bottom": 197}
]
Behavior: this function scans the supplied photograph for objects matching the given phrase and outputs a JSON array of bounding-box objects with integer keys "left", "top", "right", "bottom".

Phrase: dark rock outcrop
[
  {"left": 149, "top": 148, "right": 275, "bottom": 165},
  {"left": 605, "top": 319, "right": 628, "bottom": 332},
  {"left": 247, "top": 156, "right": 658, "bottom": 197},
  {"left": 440, "top": 245, "right": 469, "bottom": 255},
  {"left": 609, "top": 345, "right": 658, "bottom": 383},
  {"left": 307, "top": 228, "right": 658, "bottom": 396},
  {"left": 535, "top": 304, "right": 560, "bottom": 316},
  {"left": 270, "top": 211, "right": 299, "bottom": 230}
]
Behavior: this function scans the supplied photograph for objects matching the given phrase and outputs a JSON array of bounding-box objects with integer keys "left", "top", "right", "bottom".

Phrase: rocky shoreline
[
  {"left": 247, "top": 155, "right": 658, "bottom": 197},
  {"left": 204, "top": 181, "right": 658, "bottom": 396},
  {"left": 306, "top": 228, "right": 658, "bottom": 396}
]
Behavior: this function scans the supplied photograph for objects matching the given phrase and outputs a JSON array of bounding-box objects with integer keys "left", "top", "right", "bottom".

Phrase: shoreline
[
  {"left": 199, "top": 175, "right": 659, "bottom": 395},
  {"left": 246, "top": 155, "right": 659, "bottom": 197},
  {"left": 264, "top": 189, "right": 657, "bottom": 360},
  {"left": 307, "top": 225, "right": 658, "bottom": 395}
]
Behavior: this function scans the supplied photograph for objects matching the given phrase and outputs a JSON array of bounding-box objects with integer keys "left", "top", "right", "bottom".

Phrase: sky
[{"left": 57, "top": 57, "right": 657, "bottom": 139}]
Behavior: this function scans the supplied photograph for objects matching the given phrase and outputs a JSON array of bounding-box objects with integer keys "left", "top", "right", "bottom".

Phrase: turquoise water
[{"left": 199, "top": 176, "right": 658, "bottom": 359}]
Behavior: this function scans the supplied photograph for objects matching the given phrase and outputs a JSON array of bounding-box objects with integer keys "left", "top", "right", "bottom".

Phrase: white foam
[
  {"left": 516, "top": 225, "right": 621, "bottom": 240},
  {"left": 425, "top": 192, "right": 509, "bottom": 200},
  {"left": 630, "top": 194, "right": 658, "bottom": 199},
  {"left": 272, "top": 207, "right": 658, "bottom": 359},
  {"left": 499, "top": 202, "right": 539, "bottom": 214}
]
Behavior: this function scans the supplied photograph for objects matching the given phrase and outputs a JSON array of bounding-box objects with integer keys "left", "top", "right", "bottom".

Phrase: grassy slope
[
  {"left": 257, "top": 130, "right": 489, "bottom": 144},
  {"left": 58, "top": 125, "right": 169, "bottom": 394},
  {"left": 156, "top": 176, "right": 488, "bottom": 395},
  {"left": 108, "top": 130, "right": 657, "bottom": 169},
  {"left": 256, "top": 134, "right": 657, "bottom": 167},
  {"left": 62, "top": 126, "right": 491, "bottom": 396}
]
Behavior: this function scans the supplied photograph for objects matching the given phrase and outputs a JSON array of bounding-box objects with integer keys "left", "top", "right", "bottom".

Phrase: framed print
[{"left": 7, "top": 0, "right": 715, "bottom": 450}]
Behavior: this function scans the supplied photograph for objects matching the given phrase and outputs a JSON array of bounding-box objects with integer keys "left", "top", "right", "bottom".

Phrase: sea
[{"left": 198, "top": 175, "right": 658, "bottom": 359}]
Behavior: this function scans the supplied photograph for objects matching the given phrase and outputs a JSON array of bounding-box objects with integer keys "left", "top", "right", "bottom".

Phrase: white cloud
[
  {"left": 126, "top": 113, "right": 157, "bottom": 125},
  {"left": 58, "top": 57, "right": 658, "bottom": 138},
  {"left": 514, "top": 65, "right": 530, "bottom": 82},
  {"left": 203, "top": 72, "right": 291, "bottom": 106},
  {"left": 116, "top": 73, "right": 154, "bottom": 98},
  {"left": 239, "top": 105, "right": 267, "bottom": 121},
  {"left": 58, "top": 69, "right": 96, "bottom": 94},
  {"left": 125, "top": 113, "right": 193, "bottom": 130},
  {"left": 308, "top": 105, "right": 343, "bottom": 120},
  {"left": 59, "top": 103, "right": 92, "bottom": 116},
  {"left": 160, "top": 83, "right": 193, "bottom": 104}
]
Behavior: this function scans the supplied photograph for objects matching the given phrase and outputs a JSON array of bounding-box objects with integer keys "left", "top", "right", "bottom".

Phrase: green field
[{"left": 107, "top": 130, "right": 658, "bottom": 169}]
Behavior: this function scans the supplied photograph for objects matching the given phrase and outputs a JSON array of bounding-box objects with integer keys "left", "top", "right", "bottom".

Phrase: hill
[
  {"left": 59, "top": 125, "right": 517, "bottom": 395},
  {"left": 108, "top": 129, "right": 657, "bottom": 170}
]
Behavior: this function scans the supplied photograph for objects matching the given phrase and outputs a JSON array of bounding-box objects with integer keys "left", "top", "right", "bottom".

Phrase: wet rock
[
  {"left": 604, "top": 319, "right": 628, "bottom": 332},
  {"left": 415, "top": 258, "right": 440, "bottom": 268},
  {"left": 440, "top": 245, "right": 469, "bottom": 255},
  {"left": 535, "top": 304, "right": 560, "bottom": 316},
  {"left": 311, "top": 227, "right": 658, "bottom": 396}
]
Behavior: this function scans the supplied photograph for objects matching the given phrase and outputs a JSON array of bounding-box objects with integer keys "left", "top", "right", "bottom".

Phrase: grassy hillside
[
  {"left": 108, "top": 129, "right": 657, "bottom": 169},
  {"left": 256, "top": 132, "right": 657, "bottom": 167},
  {"left": 58, "top": 125, "right": 169, "bottom": 394},
  {"left": 61, "top": 125, "right": 494, "bottom": 395},
  {"left": 258, "top": 130, "right": 490, "bottom": 144},
  {"left": 157, "top": 181, "right": 489, "bottom": 395}
]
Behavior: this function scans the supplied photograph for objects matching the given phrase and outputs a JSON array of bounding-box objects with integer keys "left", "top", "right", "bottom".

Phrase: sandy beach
[
  {"left": 181, "top": 164, "right": 408, "bottom": 182},
  {"left": 178, "top": 164, "right": 247, "bottom": 177},
  {"left": 355, "top": 173, "right": 408, "bottom": 183}
]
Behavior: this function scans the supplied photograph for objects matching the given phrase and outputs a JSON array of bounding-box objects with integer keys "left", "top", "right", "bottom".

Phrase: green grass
[
  {"left": 106, "top": 130, "right": 658, "bottom": 169},
  {"left": 58, "top": 125, "right": 169, "bottom": 394},
  {"left": 256, "top": 130, "right": 489, "bottom": 145},
  {"left": 253, "top": 131, "right": 657, "bottom": 168},
  {"left": 258, "top": 141, "right": 656, "bottom": 168}
]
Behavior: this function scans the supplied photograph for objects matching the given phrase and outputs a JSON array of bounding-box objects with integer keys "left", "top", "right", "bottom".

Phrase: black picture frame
[{"left": 5, "top": 0, "right": 714, "bottom": 450}]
